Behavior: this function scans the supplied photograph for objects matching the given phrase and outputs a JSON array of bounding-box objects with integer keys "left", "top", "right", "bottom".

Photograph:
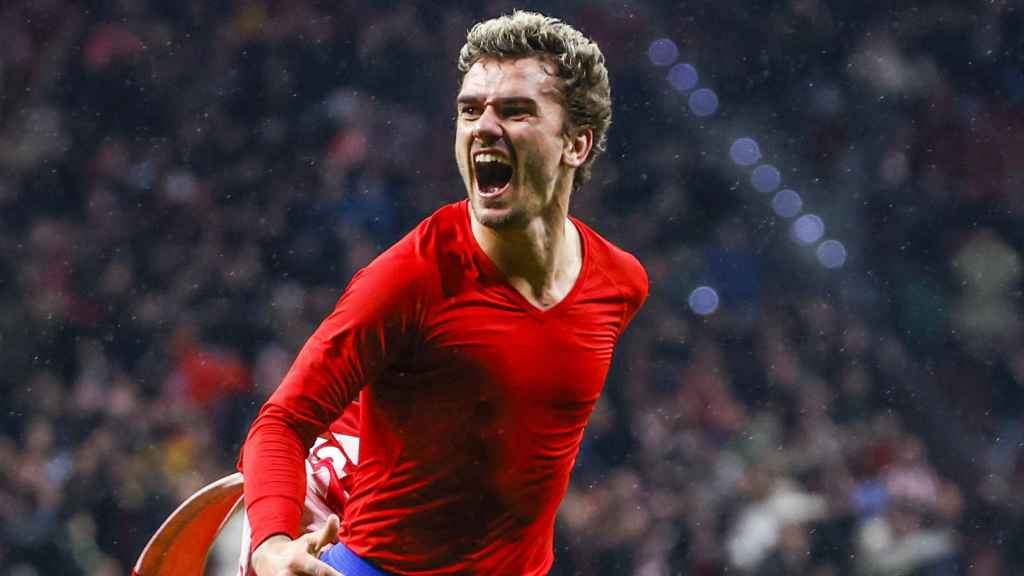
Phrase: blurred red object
[
  {"left": 84, "top": 23, "right": 144, "bottom": 69},
  {"left": 171, "top": 324, "right": 252, "bottom": 407}
]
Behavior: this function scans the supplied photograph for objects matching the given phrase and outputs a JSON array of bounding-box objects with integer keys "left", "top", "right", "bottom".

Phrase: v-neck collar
[{"left": 460, "top": 200, "right": 589, "bottom": 321}]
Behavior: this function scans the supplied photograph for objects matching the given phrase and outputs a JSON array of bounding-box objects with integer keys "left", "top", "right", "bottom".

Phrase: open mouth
[{"left": 474, "top": 153, "right": 514, "bottom": 197}]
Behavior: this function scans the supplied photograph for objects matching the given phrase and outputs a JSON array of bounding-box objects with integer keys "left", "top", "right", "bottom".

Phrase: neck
[{"left": 470, "top": 199, "right": 582, "bottom": 309}]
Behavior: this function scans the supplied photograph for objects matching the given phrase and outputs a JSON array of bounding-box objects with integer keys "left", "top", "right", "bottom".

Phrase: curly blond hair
[{"left": 458, "top": 11, "right": 612, "bottom": 192}]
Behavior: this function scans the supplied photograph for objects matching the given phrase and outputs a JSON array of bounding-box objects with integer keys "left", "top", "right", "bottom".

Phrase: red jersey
[{"left": 241, "top": 200, "right": 647, "bottom": 575}]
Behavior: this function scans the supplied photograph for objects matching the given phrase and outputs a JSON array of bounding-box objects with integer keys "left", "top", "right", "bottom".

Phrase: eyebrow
[{"left": 456, "top": 96, "right": 539, "bottom": 107}]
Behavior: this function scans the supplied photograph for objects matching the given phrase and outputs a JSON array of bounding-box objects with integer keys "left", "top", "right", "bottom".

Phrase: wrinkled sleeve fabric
[{"left": 240, "top": 254, "right": 422, "bottom": 551}]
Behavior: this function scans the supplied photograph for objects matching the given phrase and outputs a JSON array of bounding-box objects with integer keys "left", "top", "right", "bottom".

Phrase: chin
[{"left": 470, "top": 198, "right": 527, "bottom": 230}]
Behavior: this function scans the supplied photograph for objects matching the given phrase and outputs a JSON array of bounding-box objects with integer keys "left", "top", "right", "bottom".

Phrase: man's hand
[{"left": 251, "top": 514, "right": 343, "bottom": 576}]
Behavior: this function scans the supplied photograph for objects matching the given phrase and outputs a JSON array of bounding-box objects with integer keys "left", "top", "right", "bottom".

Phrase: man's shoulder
[
  {"left": 360, "top": 201, "right": 466, "bottom": 287},
  {"left": 574, "top": 219, "right": 648, "bottom": 330},
  {"left": 575, "top": 218, "right": 648, "bottom": 299}
]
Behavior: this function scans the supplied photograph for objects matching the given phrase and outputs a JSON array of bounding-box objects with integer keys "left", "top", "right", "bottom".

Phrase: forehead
[{"left": 458, "top": 57, "right": 561, "bottom": 102}]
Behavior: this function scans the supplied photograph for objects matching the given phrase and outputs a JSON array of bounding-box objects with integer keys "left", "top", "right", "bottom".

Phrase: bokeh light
[
  {"left": 772, "top": 189, "right": 803, "bottom": 218},
  {"left": 647, "top": 38, "right": 679, "bottom": 67},
  {"left": 729, "top": 138, "right": 761, "bottom": 166},
  {"left": 792, "top": 214, "right": 825, "bottom": 245},
  {"left": 667, "top": 63, "right": 699, "bottom": 92},
  {"left": 688, "top": 286, "right": 720, "bottom": 316},
  {"left": 816, "top": 239, "right": 848, "bottom": 269},
  {"left": 688, "top": 88, "right": 719, "bottom": 117},
  {"left": 751, "top": 164, "right": 781, "bottom": 193}
]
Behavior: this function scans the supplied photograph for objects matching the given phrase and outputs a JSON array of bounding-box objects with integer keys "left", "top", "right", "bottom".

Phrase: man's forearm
[{"left": 242, "top": 408, "right": 311, "bottom": 551}]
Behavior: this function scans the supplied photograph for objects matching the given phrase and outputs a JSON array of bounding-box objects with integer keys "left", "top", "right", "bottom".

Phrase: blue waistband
[{"left": 320, "top": 543, "right": 393, "bottom": 576}]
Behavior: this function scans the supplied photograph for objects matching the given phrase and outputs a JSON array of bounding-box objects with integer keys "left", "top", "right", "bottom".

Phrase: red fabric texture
[
  {"left": 329, "top": 400, "right": 361, "bottom": 437},
  {"left": 241, "top": 201, "right": 647, "bottom": 575}
]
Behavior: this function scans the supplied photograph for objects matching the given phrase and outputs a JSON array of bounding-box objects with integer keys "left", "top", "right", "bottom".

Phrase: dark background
[{"left": 1, "top": 1, "right": 1022, "bottom": 574}]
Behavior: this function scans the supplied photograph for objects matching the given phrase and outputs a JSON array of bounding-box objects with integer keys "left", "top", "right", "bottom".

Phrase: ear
[{"left": 562, "top": 127, "right": 593, "bottom": 169}]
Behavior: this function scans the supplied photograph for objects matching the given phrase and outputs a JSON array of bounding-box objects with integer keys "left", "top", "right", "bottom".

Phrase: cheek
[
  {"left": 453, "top": 133, "right": 469, "bottom": 163},
  {"left": 521, "top": 154, "right": 555, "bottom": 193},
  {"left": 522, "top": 139, "right": 563, "bottom": 175}
]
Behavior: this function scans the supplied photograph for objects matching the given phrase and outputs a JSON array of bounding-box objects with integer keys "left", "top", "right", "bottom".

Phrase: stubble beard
[{"left": 470, "top": 194, "right": 530, "bottom": 230}]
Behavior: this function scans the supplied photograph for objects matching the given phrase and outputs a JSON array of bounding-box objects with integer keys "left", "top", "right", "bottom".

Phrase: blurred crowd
[{"left": 1, "top": 1, "right": 1023, "bottom": 574}]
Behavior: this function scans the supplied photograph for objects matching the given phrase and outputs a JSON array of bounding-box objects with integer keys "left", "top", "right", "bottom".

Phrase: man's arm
[{"left": 240, "top": 254, "right": 424, "bottom": 574}]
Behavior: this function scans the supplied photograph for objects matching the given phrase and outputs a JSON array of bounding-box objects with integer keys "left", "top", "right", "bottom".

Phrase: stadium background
[{"left": 2, "top": 1, "right": 1023, "bottom": 574}]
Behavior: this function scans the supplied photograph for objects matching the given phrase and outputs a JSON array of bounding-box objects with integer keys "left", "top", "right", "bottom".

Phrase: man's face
[{"left": 455, "top": 57, "right": 575, "bottom": 230}]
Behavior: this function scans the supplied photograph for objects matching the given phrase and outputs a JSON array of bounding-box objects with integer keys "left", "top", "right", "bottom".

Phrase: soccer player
[{"left": 241, "top": 10, "right": 648, "bottom": 575}]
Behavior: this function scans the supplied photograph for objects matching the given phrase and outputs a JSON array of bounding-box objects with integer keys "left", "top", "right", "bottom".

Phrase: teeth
[{"left": 474, "top": 153, "right": 511, "bottom": 166}]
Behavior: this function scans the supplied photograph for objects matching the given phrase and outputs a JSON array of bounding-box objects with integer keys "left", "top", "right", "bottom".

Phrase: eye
[
  {"left": 504, "top": 108, "right": 531, "bottom": 120},
  {"left": 459, "top": 105, "right": 481, "bottom": 119}
]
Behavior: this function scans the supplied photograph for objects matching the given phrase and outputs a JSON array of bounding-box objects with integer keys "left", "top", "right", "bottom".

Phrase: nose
[{"left": 472, "top": 106, "right": 503, "bottom": 143}]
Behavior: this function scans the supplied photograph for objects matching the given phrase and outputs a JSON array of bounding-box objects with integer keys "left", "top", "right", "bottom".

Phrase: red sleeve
[{"left": 240, "top": 252, "right": 423, "bottom": 551}]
